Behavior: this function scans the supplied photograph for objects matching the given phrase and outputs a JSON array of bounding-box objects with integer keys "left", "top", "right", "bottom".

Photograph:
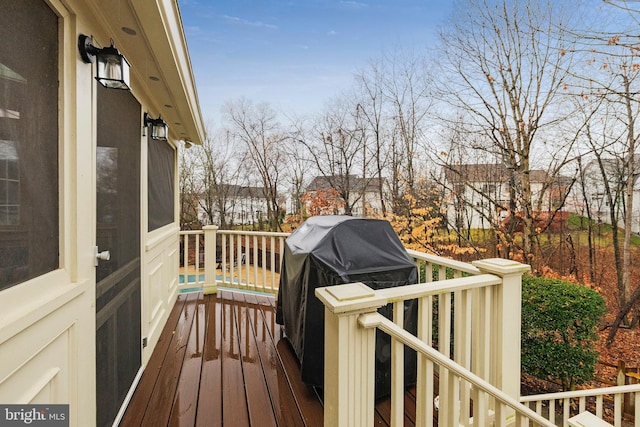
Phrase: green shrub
[{"left": 521, "top": 276, "right": 606, "bottom": 391}]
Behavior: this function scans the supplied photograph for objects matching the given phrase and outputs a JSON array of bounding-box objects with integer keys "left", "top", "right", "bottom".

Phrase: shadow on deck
[{"left": 121, "top": 290, "right": 427, "bottom": 427}]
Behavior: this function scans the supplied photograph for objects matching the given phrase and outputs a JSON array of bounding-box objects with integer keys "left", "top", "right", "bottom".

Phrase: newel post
[
  {"left": 471, "top": 258, "right": 530, "bottom": 403},
  {"left": 203, "top": 225, "right": 218, "bottom": 294},
  {"left": 315, "top": 283, "right": 386, "bottom": 427}
]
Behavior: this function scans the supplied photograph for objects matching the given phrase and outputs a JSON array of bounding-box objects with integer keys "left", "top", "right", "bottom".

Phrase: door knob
[{"left": 94, "top": 246, "right": 111, "bottom": 266}]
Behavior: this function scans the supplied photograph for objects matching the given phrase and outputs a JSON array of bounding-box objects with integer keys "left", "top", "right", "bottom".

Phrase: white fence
[
  {"left": 179, "top": 226, "right": 288, "bottom": 294},
  {"left": 521, "top": 385, "right": 640, "bottom": 427}
]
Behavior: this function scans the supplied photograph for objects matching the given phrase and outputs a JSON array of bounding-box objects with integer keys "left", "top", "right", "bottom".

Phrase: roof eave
[{"left": 83, "top": 0, "right": 206, "bottom": 145}]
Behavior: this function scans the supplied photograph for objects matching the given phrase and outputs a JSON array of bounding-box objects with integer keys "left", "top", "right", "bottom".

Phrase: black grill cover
[{"left": 276, "top": 215, "right": 417, "bottom": 399}]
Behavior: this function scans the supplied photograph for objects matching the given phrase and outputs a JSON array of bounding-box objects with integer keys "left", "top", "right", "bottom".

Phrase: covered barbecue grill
[{"left": 276, "top": 215, "right": 417, "bottom": 399}]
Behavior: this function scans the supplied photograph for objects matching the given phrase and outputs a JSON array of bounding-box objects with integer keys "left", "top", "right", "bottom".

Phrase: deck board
[
  {"left": 232, "top": 292, "right": 278, "bottom": 427},
  {"left": 168, "top": 292, "right": 206, "bottom": 427},
  {"left": 120, "top": 293, "right": 190, "bottom": 427},
  {"left": 142, "top": 292, "right": 200, "bottom": 426},
  {"left": 121, "top": 290, "right": 423, "bottom": 427},
  {"left": 221, "top": 294, "right": 251, "bottom": 426},
  {"left": 195, "top": 294, "right": 222, "bottom": 427}
]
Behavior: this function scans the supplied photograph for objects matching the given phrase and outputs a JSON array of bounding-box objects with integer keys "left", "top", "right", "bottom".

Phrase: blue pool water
[
  {"left": 179, "top": 274, "right": 240, "bottom": 285},
  {"left": 179, "top": 274, "right": 205, "bottom": 284}
]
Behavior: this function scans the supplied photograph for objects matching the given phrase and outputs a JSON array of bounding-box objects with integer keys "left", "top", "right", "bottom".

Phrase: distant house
[
  {"left": 568, "top": 157, "right": 640, "bottom": 233},
  {"left": 444, "top": 163, "right": 571, "bottom": 230},
  {"left": 304, "top": 175, "right": 387, "bottom": 217},
  {"left": 199, "top": 184, "right": 269, "bottom": 227}
]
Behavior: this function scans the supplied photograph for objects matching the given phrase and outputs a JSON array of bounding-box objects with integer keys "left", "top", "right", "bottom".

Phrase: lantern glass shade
[
  {"left": 96, "top": 46, "right": 131, "bottom": 90},
  {"left": 144, "top": 113, "right": 169, "bottom": 141},
  {"left": 151, "top": 122, "right": 168, "bottom": 141}
]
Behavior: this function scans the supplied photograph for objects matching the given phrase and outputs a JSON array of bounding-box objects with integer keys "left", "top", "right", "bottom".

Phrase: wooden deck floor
[{"left": 120, "top": 290, "right": 424, "bottom": 427}]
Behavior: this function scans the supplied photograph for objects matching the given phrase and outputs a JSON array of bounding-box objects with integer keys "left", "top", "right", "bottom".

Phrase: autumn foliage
[{"left": 301, "top": 188, "right": 344, "bottom": 217}]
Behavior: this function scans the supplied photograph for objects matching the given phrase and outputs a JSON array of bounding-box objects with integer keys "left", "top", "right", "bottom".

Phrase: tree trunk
[
  {"left": 622, "top": 74, "right": 635, "bottom": 323},
  {"left": 606, "top": 283, "right": 640, "bottom": 346}
]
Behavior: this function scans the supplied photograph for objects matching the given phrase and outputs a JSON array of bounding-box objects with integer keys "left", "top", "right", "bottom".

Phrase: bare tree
[
  {"left": 282, "top": 130, "right": 312, "bottom": 218},
  {"left": 225, "top": 98, "right": 287, "bottom": 231},
  {"left": 437, "top": 0, "right": 578, "bottom": 264},
  {"left": 179, "top": 146, "right": 202, "bottom": 230},
  {"left": 379, "top": 49, "right": 433, "bottom": 216},
  {"left": 197, "top": 129, "right": 244, "bottom": 228},
  {"left": 436, "top": 113, "right": 502, "bottom": 251},
  {"left": 300, "top": 94, "right": 370, "bottom": 216},
  {"left": 354, "top": 59, "right": 391, "bottom": 217},
  {"left": 568, "top": 2, "right": 640, "bottom": 331}
]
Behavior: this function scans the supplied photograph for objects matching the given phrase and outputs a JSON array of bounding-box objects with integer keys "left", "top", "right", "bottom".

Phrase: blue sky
[{"left": 179, "top": 0, "right": 454, "bottom": 124}]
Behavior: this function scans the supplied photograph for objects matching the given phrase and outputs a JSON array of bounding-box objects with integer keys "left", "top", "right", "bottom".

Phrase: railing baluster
[
  {"left": 280, "top": 236, "right": 285, "bottom": 288},
  {"left": 253, "top": 235, "right": 259, "bottom": 291},
  {"left": 261, "top": 235, "right": 267, "bottom": 291},
  {"left": 615, "top": 393, "right": 622, "bottom": 426},
  {"left": 242, "top": 234, "right": 248, "bottom": 289},
  {"left": 183, "top": 232, "right": 190, "bottom": 282},
  {"left": 494, "top": 401, "right": 505, "bottom": 427},
  {"left": 596, "top": 395, "right": 603, "bottom": 418},
  {"left": 236, "top": 234, "right": 242, "bottom": 287},
  {"left": 474, "top": 385, "right": 487, "bottom": 427},
  {"left": 457, "top": 289, "right": 472, "bottom": 424},
  {"left": 221, "top": 233, "right": 227, "bottom": 284},
  {"left": 391, "top": 301, "right": 404, "bottom": 427},
  {"left": 415, "top": 295, "right": 433, "bottom": 427},
  {"left": 194, "top": 234, "right": 201, "bottom": 274},
  {"left": 438, "top": 291, "right": 452, "bottom": 426},
  {"left": 269, "top": 236, "right": 276, "bottom": 289}
]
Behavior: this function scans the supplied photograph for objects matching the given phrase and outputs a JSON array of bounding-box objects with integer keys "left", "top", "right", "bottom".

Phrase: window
[
  {"left": 0, "top": 140, "right": 19, "bottom": 225},
  {"left": 0, "top": 0, "right": 59, "bottom": 291},
  {"left": 482, "top": 183, "right": 496, "bottom": 194},
  {"left": 148, "top": 137, "right": 175, "bottom": 231}
]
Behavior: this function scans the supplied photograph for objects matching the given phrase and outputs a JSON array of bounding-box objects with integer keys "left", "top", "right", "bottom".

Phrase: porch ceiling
[{"left": 83, "top": 0, "right": 205, "bottom": 145}]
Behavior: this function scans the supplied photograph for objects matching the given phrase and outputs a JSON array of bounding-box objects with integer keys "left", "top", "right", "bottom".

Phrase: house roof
[
  {"left": 444, "top": 164, "right": 508, "bottom": 184},
  {"left": 306, "top": 175, "right": 385, "bottom": 193},
  {"left": 83, "top": 0, "right": 205, "bottom": 145},
  {"left": 226, "top": 185, "right": 267, "bottom": 199},
  {"left": 445, "top": 163, "right": 570, "bottom": 185}
]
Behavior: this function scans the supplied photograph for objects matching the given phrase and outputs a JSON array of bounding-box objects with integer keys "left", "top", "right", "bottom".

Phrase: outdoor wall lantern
[
  {"left": 144, "top": 113, "right": 169, "bottom": 141},
  {"left": 78, "top": 34, "right": 131, "bottom": 90}
]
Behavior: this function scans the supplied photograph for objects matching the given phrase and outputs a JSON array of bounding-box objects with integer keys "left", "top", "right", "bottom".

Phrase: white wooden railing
[
  {"left": 315, "top": 257, "right": 539, "bottom": 427},
  {"left": 180, "top": 227, "right": 629, "bottom": 426},
  {"left": 179, "top": 226, "right": 288, "bottom": 294},
  {"left": 521, "top": 384, "right": 640, "bottom": 427}
]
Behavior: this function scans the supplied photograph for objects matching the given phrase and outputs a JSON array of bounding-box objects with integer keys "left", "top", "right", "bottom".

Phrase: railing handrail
[
  {"left": 315, "top": 274, "right": 502, "bottom": 315},
  {"left": 520, "top": 383, "right": 640, "bottom": 402},
  {"left": 215, "top": 229, "right": 290, "bottom": 238},
  {"left": 406, "top": 248, "right": 482, "bottom": 275},
  {"left": 376, "top": 273, "right": 501, "bottom": 301},
  {"left": 179, "top": 230, "right": 204, "bottom": 235},
  {"left": 359, "top": 312, "right": 557, "bottom": 427}
]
